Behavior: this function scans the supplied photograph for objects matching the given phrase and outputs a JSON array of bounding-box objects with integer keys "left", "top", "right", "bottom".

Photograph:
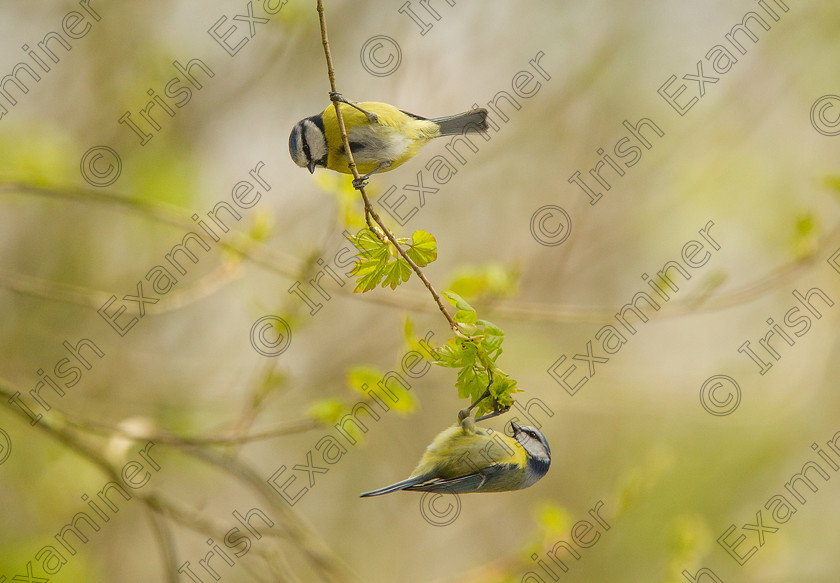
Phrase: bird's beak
[
  {"left": 307, "top": 161, "right": 316, "bottom": 174},
  {"left": 510, "top": 421, "right": 521, "bottom": 433}
]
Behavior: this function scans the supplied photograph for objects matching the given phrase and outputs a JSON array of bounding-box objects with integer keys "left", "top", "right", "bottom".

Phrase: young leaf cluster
[
  {"left": 432, "top": 292, "right": 520, "bottom": 417},
  {"left": 347, "top": 229, "right": 437, "bottom": 293}
]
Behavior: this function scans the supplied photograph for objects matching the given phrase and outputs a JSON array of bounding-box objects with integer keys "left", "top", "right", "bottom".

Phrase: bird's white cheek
[
  {"left": 303, "top": 122, "right": 328, "bottom": 163},
  {"left": 308, "top": 139, "right": 327, "bottom": 163}
]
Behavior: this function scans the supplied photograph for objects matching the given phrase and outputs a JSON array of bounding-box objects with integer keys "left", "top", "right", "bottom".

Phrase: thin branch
[
  {"left": 5, "top": 179, "right": 831, "bottom": 325},
  {"left": 144, "top": 510, "right": 180, "bottom": 583},
  {"left": 315, "top": 0, "right": 463, "bottom": 335},
  {"left": 0, "top": 380, "right": 185, "bottom": 581},
  {"left": 0, "top": 378, "right": 358, "bottom": 583},
  {"left": 222, "top": 359, "right": 287, "bottom": 452},
  {"left": 58, "top": 411, "right": 320, "bottom": 446},
  {"left": 0, "top": 262, "right": 241, "bottom": 314},
  {"left": 143, "top": 492, "right": 295, "bottom": 583},
  {"left": 0, "top": 182, "right": 303, "bottom": 277},
  {"left": 179, "top": 444, "right": 362, "bottom": 583}
]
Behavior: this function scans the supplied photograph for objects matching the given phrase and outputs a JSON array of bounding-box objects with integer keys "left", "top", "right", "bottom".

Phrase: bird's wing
[
  {"left": 359, "top": 475, "right": 430, "bottom": 497},
  {"left": 403, "top": 462, "right": 522, "bottom": 494},
  {"left": 398, "top": 109, "right": 428, "bottom": 120}
]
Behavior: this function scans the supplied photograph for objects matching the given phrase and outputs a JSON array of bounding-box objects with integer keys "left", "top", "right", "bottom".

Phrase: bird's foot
[
  {"left": 352, "top": 162, "right": 392, "bottom": 189},
  {"left": 329, "top": 92, "right": 378, "bottom": 123},
  {"left": 459, "top": 411, "right": 476, "bottom": 433}
]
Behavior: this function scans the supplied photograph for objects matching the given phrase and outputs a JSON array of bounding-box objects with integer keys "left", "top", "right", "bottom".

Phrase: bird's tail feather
[
  {"left": 360, "top": 475, "right": 428, "bottom": 497},
  {"left": 431, "top": 109, "right": 489, "bottom": 136}
]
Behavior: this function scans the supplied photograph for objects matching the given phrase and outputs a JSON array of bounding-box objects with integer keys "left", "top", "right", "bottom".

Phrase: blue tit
[
  {"left": 360, "top": 418, "right": 550, "bottom": 496},
  {"left": 289, "top": 99, "right": 489, "bottom": 184}
]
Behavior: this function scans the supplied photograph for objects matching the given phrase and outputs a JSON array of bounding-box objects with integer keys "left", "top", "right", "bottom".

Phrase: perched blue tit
[
  {"left": 360, "top": 419, "right": 550, "bottom": 497},
  {"left": 289, "top": 99, "right": 489, "bottom": 184}
]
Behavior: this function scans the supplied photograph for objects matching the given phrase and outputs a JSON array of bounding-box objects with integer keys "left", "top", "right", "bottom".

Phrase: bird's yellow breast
[
  {"left": 320, "top": 102, "right": 440, "bottom": 174},
  {"left": 409, "top": 425, "right": 527, "bottom": 480}
]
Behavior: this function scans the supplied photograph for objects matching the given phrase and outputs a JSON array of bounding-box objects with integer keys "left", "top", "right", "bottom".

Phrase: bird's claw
[
  {"left": 352, "top": 177, "right": 369, "bottom": 190},
  {"left": 459, "top": 412, "right": 476, "bottom": 433},
  {"left": 329, "top": 92, "right": 378, "bottom": 123}
]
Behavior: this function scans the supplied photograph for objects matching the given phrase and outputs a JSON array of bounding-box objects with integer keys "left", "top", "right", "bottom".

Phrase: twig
[
  {"left": 180, "top": 444, "right": 362, "bottom": 583},
  {"left": 0, "top": 379, "right": 183, "bottom": 581},
  {"left": 144, "top": 510, "right": 180, "bottom": 583},
  {"left": 0, "top": 182, "right": 303, "bottom": 276},
  {"left": 0, "top": 378, "right": 359, "bottom": 583},
  {"left": 315, "top": 0, "right": 463, "bottom": 335},
  {"left": 0, "top": 263, "right": 240, "bottom": 314},
  {"left": 60, "top": 414, "right": 320, "bottom": 446},
  {"left": 6, "top": 179, "right": 827, "bottom": 326}
]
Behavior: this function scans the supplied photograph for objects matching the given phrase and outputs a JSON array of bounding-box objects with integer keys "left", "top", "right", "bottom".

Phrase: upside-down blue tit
[
  {"left": 360, "top": 417, "right": 550, "bottom": 496},
  {"left": 289, "top": 99, "right": 489, "bottom": 185}
]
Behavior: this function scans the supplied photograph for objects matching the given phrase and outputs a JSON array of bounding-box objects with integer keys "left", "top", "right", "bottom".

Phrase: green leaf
[
  {"left": 346, "top": 229, "right": 438, "bottom": 293},
  {"left": 352, "top": 264, "right": 386, "bottom": 293},
  {"left": 456, "top": 366, "right": 486, "bottom": 400},
  {"left": 667, "top": 514, "right": 712, "bottom": 559},
  {"left": 432, "top": 341, "right": 463, "bottom": 368},
  {"left": 430, "top": 302, "right": 522, "bottom": 416},
  {"left": 480, "top": 334, "right": 504, "bottom": 357},
  {"left": 454, "top": 309, "right": 477, "bottom": 325},
  {"left": 351, "top": 230, "right": 385, "bottom": 254},
  {"left": 825, "top": 175, "right": 840, "bottom": 193},
  {"left": 795, "top": 213, "right": 815, "bottom": 238},
  {"left": 349, "top": 256, "right": 381, "bottom": 277},
  {"left": 247, "top": 209, "right": 274, "bottom": 242},
  {"left": 382, "top": 258, "right": 412, "bottom": 289},
  {"left": 387, "top": 384, "right": 419, "bottom": 414},
  {"left": 477, "top": 319, "right": 504, "bottom": 337},
  {"left": 442, "top": 291, "right": 475, "bottom": 313},
  {"left": 489, "top": 375, "right": 519, "bottom": 411},
  {"left": 536, "top": 502, "right": 572, "bottom": 536},
  {"left": 406, "top": 230, "right": 437, "bottom": 267},
  {"left": 442, "top": 338, "right": 478, "bottom": 366},
  {"left": 791, "top": 211, "right": 818, "bottom": 259},
  {"left": 306, "top": 399, "right": 347, "bottom": 425},
  {"left": 348, "top": 367, "right": 418, "bottom": 417},
  {"left": 446, "top": 263, "right": 519, "bottom": 301},
  {"left": 347, "top": 367, "right": 384, "bottom": 395}
]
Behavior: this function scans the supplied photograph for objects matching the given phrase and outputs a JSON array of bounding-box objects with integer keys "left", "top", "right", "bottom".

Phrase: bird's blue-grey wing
[{"left": 403, "top": 463, "right": 522, "bottom": 494}]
